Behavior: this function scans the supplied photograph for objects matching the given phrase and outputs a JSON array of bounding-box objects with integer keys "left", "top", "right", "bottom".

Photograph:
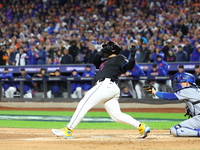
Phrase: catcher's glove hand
[{"left": 143, "top": 85, "right": 156, "bottom": 94}]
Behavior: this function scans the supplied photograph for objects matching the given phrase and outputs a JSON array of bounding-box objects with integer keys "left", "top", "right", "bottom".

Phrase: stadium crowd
[
  {"left": 0, "top": 0, "right": 200, "bottom": 66},
  {"left": 0, "top": 0, "right": 200, "bottom": 99}
]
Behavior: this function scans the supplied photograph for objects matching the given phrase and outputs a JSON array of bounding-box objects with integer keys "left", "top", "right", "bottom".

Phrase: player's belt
[{"left": 98, "top": 78, "right": 117, "bottom": 83}]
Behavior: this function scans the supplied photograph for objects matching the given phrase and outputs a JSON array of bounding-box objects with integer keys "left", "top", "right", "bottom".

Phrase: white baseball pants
[
  {"left": 67, "top": 78, "right": 141, "bottom": 130},
  {"left": 4, "top": 87, "right": 16, "bottom": 98}
]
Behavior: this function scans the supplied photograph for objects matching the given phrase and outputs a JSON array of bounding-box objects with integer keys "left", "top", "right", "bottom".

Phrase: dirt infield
[
  {"left": 0, "top": 128, "right": 200, "bottom": 150},
  {"left": 1, "top": 107, "right": 198, "bottom": 150}
]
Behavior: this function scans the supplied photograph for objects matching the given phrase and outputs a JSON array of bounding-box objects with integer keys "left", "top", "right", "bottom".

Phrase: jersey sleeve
[
  {"left": 117, "top": 55, "right": 129, "bottom": 69},
  {"left": 174, "top": 88, "right": 192, "bottom": 100}
]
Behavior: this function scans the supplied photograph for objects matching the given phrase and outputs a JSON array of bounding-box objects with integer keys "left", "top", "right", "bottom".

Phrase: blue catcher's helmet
[{"left": 173, "top": 73, "right": 195, "bottom": 92}]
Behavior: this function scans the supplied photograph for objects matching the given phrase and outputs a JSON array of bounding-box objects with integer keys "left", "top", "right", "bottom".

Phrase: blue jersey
[
  {"left": 174, "top": 71, "right": 187, "bottom": 78},
  {"left": 82, "top": 70, "right": 95, "bottom": 91},
  {"left": 70, "top": 73, "right": 82, "bottom": 93},
  {"left": 147, "top": 67, "right": 167, "bottom": 83},
  {"left": 127, "top": 64, "right": 146, "bottom": 76},
  {"left": 156, "top": 59, "right": 169, "bottom": 74},
  {"left": 0, "top": 72, "right": 15, "bottom": 90},
  {"left": 16, "top": 74, "right": 33, "bottom": 94}
]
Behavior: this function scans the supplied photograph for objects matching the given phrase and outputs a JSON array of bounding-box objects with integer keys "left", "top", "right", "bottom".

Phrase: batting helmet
[
  {"left": 107, "top": 41, "right": 122, "bottom": 55},
  {"left": 173, "top": 73, "right": 195, "bottom": 91}
]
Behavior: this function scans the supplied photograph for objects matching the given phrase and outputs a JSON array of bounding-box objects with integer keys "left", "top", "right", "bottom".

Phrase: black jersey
[{"left": 94, "top": 54, "right": 129, "bottom": 81}]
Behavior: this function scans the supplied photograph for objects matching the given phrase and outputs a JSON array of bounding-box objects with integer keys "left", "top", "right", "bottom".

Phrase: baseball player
[
  {"left": 70, "top": 69, "right": 83, "bottom": 98},
  {"left": 16, "top": 68, "right": 33, "bottom": 98},
  {"left": 52, "top": 41, "right": 151, "bottom": 138},
  {"left": 122, "top": 63, "right": 146, "bottom": 99},
  {"left": 147, "top": 63, "right": 167, "bottom": 98},
  {"left": 82, "top": 65, "right": 95, "bottom": 95},
  {"left": 0, "top": 68, "right": 16, "bottom": 98},
  {"left": 148, "top": 73, "right": 200, "bottom": 137},
  {"left": 156, "top": 54, "right": 172, "bottom": 92}
]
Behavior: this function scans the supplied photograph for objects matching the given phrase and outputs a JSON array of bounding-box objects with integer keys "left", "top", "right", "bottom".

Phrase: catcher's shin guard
[{"left": 170, "top": 125, "right": 200, "bottom": 137}]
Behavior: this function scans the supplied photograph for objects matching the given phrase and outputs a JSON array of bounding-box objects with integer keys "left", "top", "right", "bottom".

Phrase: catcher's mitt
[{"left": 143, "top": 85, "right": 156, "bottom": 94}]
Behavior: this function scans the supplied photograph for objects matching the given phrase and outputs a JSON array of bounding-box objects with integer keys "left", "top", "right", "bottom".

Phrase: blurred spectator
[
  {"left": 175, "top": 45, "right": 188, "bottom": 62},
  {"left": 87, "top": 44, "right": 98, "bottom": 63},
  {"left": 166, "top": 49, "right": 176, "bottom": 62},
  {"left": 26, "top": 45, "right": 38, "bottom": 65},
  {"left": 190, "top": 44, "right": 200, "bottom": 62},
  {"left": 50, "top": 69, "right": 64, "bottom": 98},
  {"left": 60, "top": 48, "right": 73, "bottom": 64},
  {"left": 193, "top": 64, "right": 200, "bottom": 86},
  {"left": 53, "top": 50, "right": 63, "bottom": 65},
  {"left": 16, "top": 68, "right": 33, "bottom": 98},
  {"left": 9, "top": 46, "right": 18, "bottom": 65},
  {"left": 79, "top": 42, "right": 89, "bottom": 63},
  {"left": 137, "top": 42, "right": 150, "bottom": 62},
  {"left": 15, "top": 47, "right": 27, "bottom": 66},
  {"left": 0, "top": 68, "right": 16, "bottom": 98},
  {"left": 69, "top": 41, "right": 79, "bottom": 63},
  {"left": 121, "top": 44, "right": 130, "bottom": 59},
  {"left": 36, "top": 44, "right": 47, "bottom": 65},
  {"left": 183, "top": 39, "right": 194, "bottom": 61},
  {"left": 70, "top": 69, "right": 82, "bottom": 98},
  {"left": 151, "top": 46, "right": 164, "bottom": 63},
  {"left": 162, "top": 39, "right": 174, "bottom": 61},
  {"left": 121, "top": 87, "right": 132, "bottom": 98},
  {"left": 82, "top": 65, "right": 95, "bottom": 95},
  {"left": 47, "top": 58, "right": 53, "bottom": 65},
  {"left": 0, "top": 45, "right": 9, "bottom": 65}
]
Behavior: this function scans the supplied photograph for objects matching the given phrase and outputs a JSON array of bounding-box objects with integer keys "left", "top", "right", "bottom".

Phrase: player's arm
[
  {"left": 152, "top": 88, "right": 178, "bottom": 100},
  {"left": 92, "top": 51, "right": 104, "bottom": 69},
  {"left": 123, "top": 45, "right": 136, "bottom": 70},
  {"left": 0, "top": 72, "right": 13, "bottom": 78}
]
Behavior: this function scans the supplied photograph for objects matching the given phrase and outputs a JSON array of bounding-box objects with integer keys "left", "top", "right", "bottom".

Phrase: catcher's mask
[
  {"left": 173, "top": 73, "right": 195, "bottom": 92},
  {"left": 102, "top": 41, "right": 122, "bottom": 56}
]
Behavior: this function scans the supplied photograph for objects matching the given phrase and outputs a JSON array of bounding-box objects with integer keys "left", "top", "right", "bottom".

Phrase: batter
[
  {"left": 52, "top": 41, "right": 151, "bottom": 138},
  {"left": 152, "top": 73, "right": 200, "bottom": 137}
]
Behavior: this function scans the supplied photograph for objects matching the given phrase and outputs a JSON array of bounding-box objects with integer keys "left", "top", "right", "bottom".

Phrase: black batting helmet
[{"left": 107, "top": 41, "right": 122, "bottom": 55}]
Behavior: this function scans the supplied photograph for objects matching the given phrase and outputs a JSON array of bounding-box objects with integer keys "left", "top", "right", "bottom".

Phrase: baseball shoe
[
  {"left": 52, "top": 127, "right": 73, "bottom": 139},
  {"left": 63, "top": 127, "right": 73, "bottom": 139},
  {"left": 52, "top": 128, "right": 65, "bottom": 137},
  {"left": 138, "top": 123, "right": 151, "bottom": 138}
]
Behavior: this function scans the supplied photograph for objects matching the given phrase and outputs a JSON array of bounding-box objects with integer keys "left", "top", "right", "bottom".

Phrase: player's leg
[
  {"left": 9, "top": 87, "right": 16, "bottom": 98},
  {"left": 23, "top": 92, "right": 33, "bottom": 98},
  {"left": 170, "top": 116, "right": 200, "bottom": 137},
  {"left": 135, "top": 82, "right": 142, "bottom": 99},
  {"left": 75, "top": 87, "right": 82, "bottom": 98},
  {"left": 52, "top": 79, "right": 120, "bottom": 138},
  {"left": 67, "top": 81, "right": 119, "bottom": 130},
  {"left": 103, "top": 95, "right": 151, "bottom": 138},
  {"left": 4, "top": 89, "right": 9, "bottom": 98}
]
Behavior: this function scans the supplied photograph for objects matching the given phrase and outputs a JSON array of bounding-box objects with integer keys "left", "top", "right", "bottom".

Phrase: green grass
[{"left": 0, "top": 110, "right": 185, "bottom": 130}]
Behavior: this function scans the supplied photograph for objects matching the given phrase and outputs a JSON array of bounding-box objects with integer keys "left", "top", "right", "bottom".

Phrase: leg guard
[{"left": 170, "top": 124, "right": 200, "bottom": 137}]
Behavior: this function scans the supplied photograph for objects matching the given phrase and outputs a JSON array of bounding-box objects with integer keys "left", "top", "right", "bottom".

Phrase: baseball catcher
[{"left": 146, "top": 73, "right": 200, "bottom": 137}]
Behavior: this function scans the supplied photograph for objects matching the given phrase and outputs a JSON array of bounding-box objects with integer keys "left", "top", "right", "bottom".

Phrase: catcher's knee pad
[{"left": 170, "top": 124, "right": 199, "bottom": 137}]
